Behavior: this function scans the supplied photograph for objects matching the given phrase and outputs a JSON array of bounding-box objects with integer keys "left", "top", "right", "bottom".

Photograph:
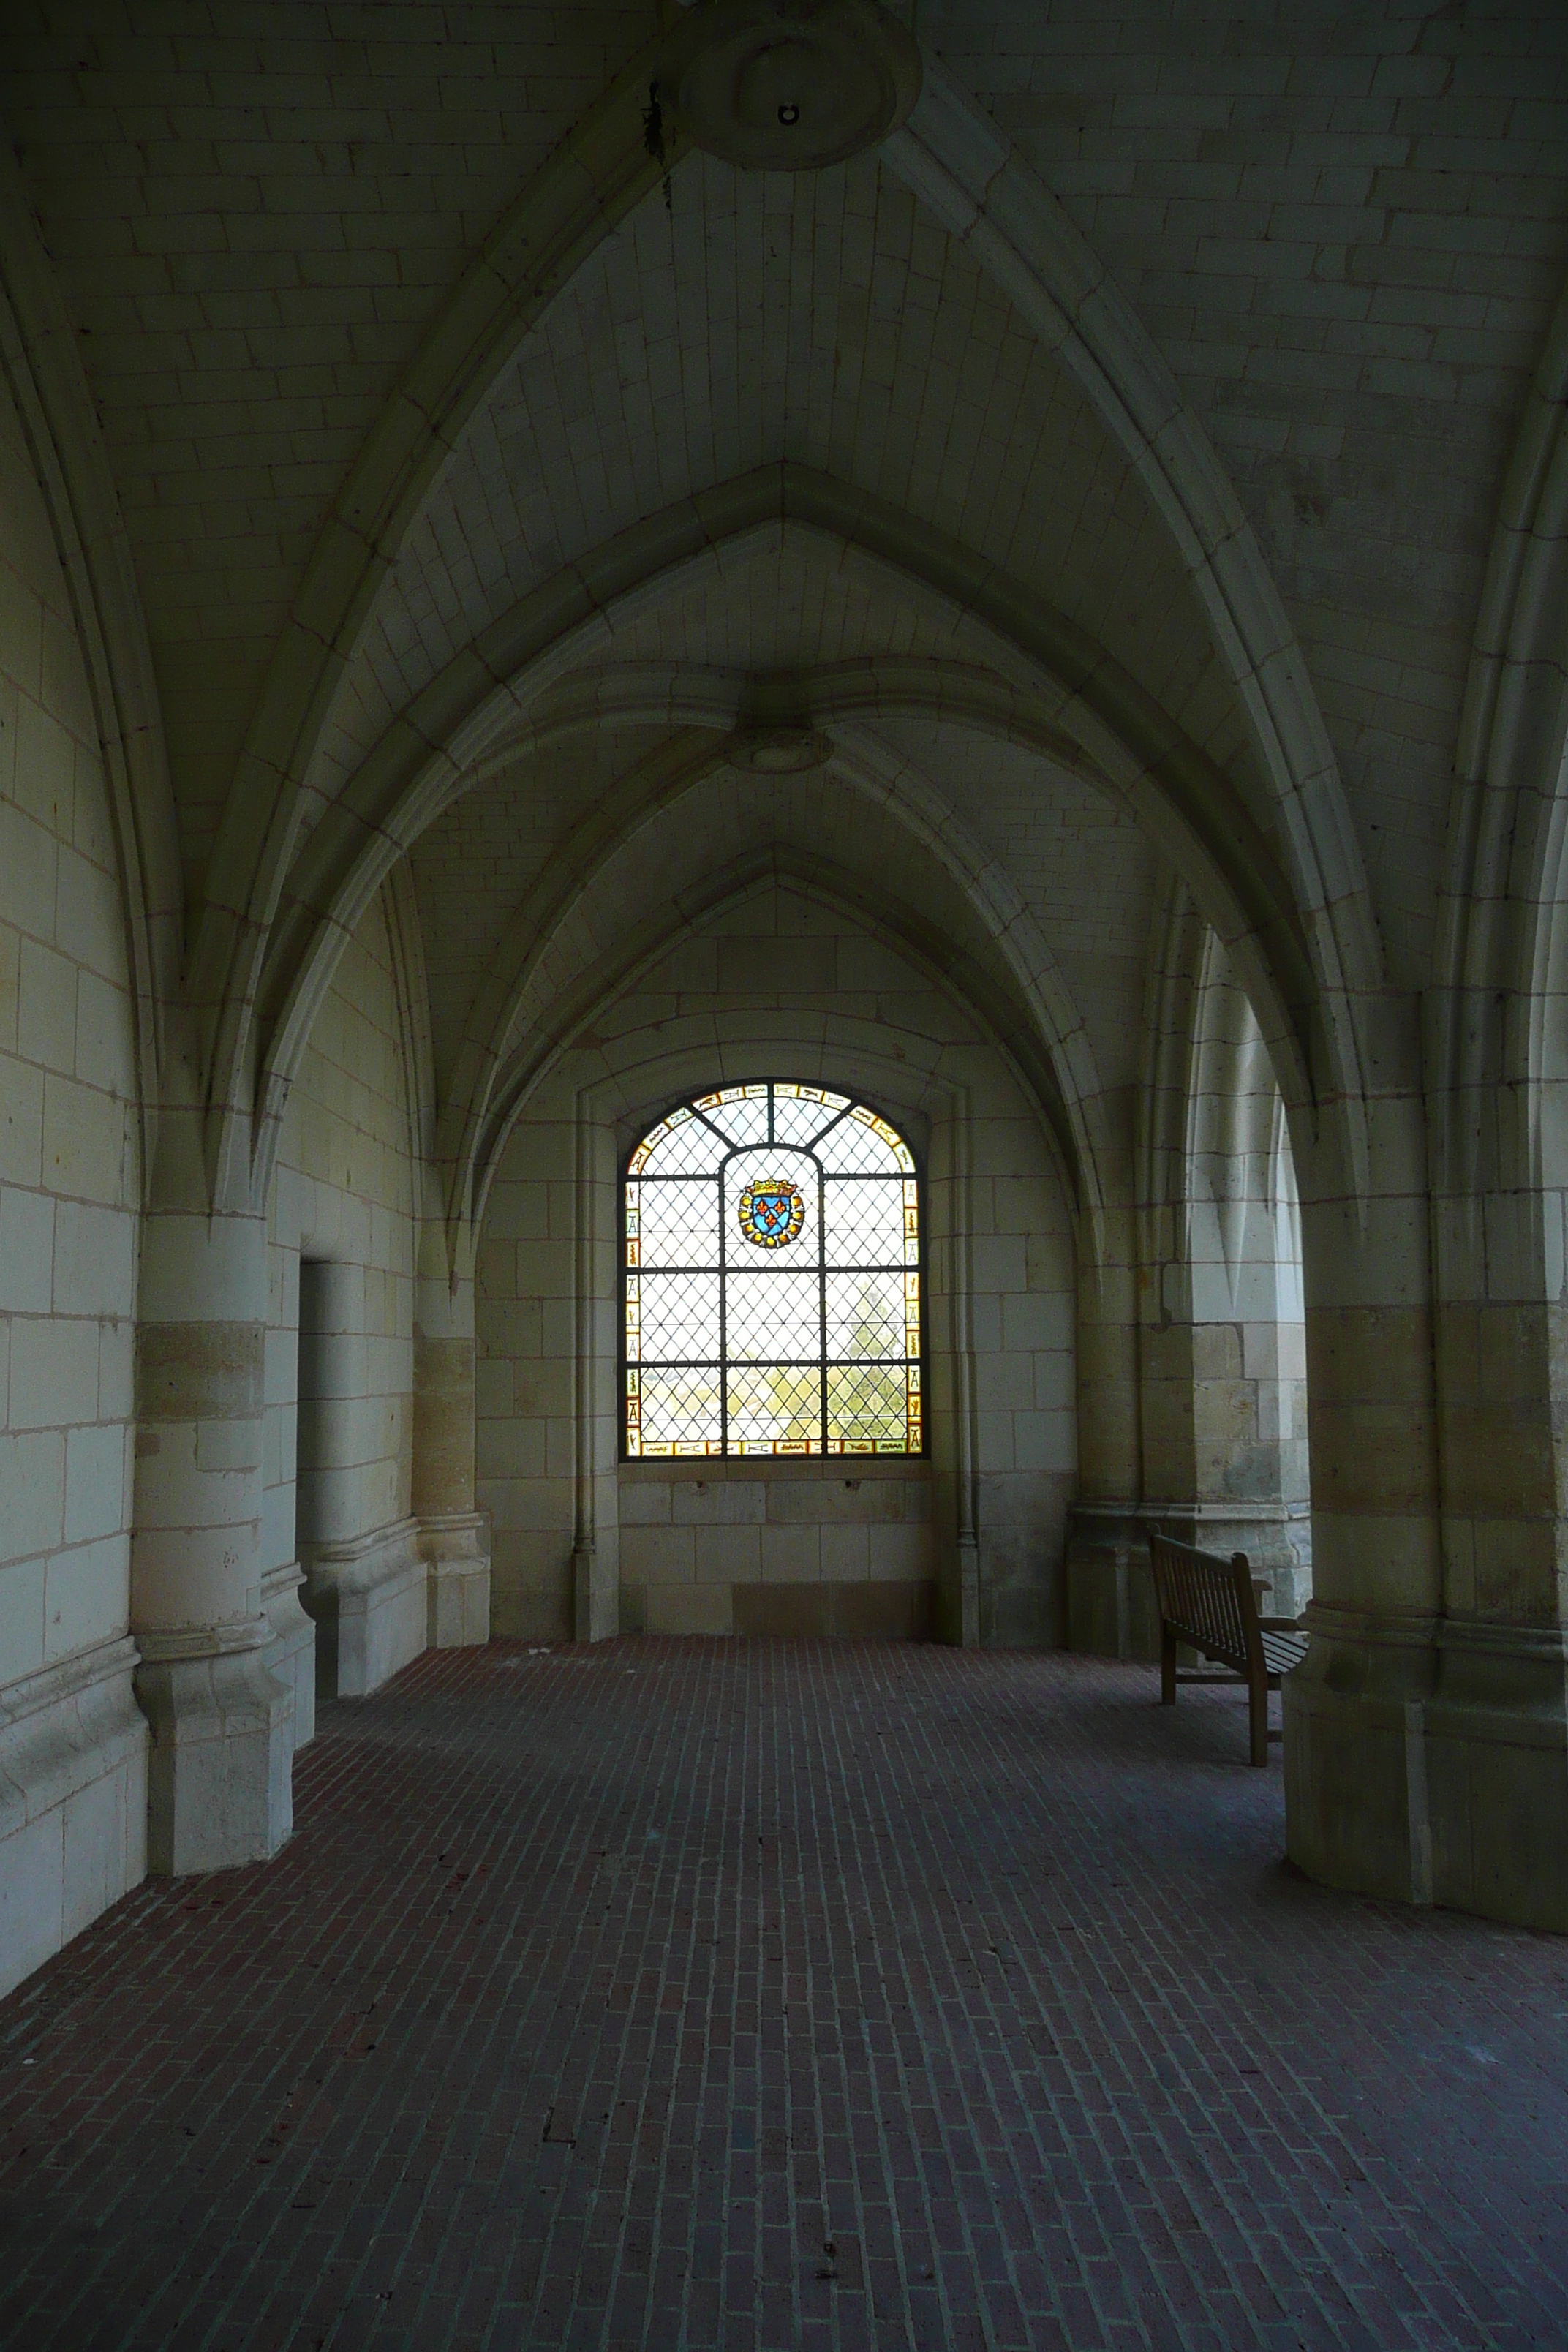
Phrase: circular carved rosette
[{"left": 658, "top": 1, "right": 923, "bottom": 173}]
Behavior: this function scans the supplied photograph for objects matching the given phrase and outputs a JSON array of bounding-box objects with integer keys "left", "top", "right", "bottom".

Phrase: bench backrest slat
[{"left": 1145, "top": 1528, "right": 1262, "bottom": 1676}]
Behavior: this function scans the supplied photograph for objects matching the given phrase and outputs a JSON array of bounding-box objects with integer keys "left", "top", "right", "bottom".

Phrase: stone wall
[
  {"left": 0, "top": 368, "right": 146, "bottom": 1999},
  {"left": 475, "top": 891, "right": 1077, "bottom": 1648},
  {"left": 619, "top": 1463, "right": 938, "bottom": 1640},
  {"left": 262, "top": 889, "right": 423, "bottom": 1719}
]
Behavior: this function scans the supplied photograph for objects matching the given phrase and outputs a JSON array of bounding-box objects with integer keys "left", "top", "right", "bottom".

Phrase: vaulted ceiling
[{"left": 5, "top": 0, "right": 1565, "bottom": 1216}]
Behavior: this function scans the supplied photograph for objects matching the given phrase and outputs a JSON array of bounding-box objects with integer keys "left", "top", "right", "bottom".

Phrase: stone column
[
  {"left": 1416, "top": 1185, "right": 1568, "bottom": 1928},
  {"left": 1283, "top": 1071, "right": 1444, "bottom": 1912},
  {"left": 132, "top": 1128, "right": 293, "bottom": 1874},
  {"left": 1143, "top": 938, "right": 1311, "bottom": 1611},
  {"left": 1141, "top": 1140, "right": 1311, "bottom": 1612},
  {"left": 926, "top": 1094, "right": 981, "bottom": 1646},
  {"left": 570, "top": 1101, "right": 620, "bottom": 1642},
  {"left": 414, "top": 1221, "right": 491, "bottom": 1648},
  {"left": 1065, "top": 1205, "right": 1150, "bottom": 1655}
]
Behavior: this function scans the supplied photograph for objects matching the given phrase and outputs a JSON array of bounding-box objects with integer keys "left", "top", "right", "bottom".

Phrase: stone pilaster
[
  {"left": 1284, "top": 1103, "right": 1446, "bottom": 1910},
  {"left": 132, "top": 1187, "right": 293, "bottom": 1874},
  {"left": 413, "top": 1226, "right": 491, "bottom": 1648},
  {"left": 1066, "top": 1209, "right": 1145, "bottom": 1653},
  {"left": 1418, "top": 1210, "right": 1568, "bottom": 1928}
]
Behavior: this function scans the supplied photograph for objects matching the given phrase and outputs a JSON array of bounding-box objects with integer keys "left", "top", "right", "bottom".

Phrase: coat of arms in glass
[{"left": 624, "top": 1080, "right": 922, "bottom": 1456}]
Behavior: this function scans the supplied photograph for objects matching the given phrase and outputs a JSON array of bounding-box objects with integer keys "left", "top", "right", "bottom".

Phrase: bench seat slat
[
  {"left": 1259, "top": 1629, "right": 1308, "bottom": 1677},
  {"left": 1145, "top": 1525, "right": 1306, "bottom": 1768}
]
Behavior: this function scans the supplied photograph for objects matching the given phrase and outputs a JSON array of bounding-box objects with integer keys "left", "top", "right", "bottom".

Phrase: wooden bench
[{"left": 1144, "top": 1526, "right": 1308, "bottom": 1766}]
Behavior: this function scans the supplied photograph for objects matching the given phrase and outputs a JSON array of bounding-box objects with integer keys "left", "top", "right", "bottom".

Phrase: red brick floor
[{"left": 1, "top": 1640, "right": 1567, "bottom": 2351}]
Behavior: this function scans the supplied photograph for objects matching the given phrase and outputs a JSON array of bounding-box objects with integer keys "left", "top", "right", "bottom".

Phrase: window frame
[{"left": 620, "top": 1078, "right": 927, "bottom": 1462}]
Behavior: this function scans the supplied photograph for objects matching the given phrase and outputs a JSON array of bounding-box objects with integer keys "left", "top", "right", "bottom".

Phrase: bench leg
[
  {"left": 1248, "top": 1668, "right": 1268, "bottom": 1766},
  {"left": 1161, "top": 1627, "right": 1177, "bottom": 1706}
]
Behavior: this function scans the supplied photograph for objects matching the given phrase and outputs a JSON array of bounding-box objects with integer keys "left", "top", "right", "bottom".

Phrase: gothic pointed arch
[
  {"left": 421, "top": 717, "right": 1112, "bottom": 1256},
  {"left": 244, "top": 485, "right": 1317, "bottom": 1215},
  {"left": 188, "top": 51, "right": 1377, "bottom": 1207},
  {"left": 0, "top": 144, "right": 181, "bottom": 1180},
  {"left": 1434, "top": 270, "right": 1568, "bottom": 1216}
]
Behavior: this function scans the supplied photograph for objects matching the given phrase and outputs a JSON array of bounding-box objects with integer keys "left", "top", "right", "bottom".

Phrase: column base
[
  {"left": 135, "top": 1625, "right": 293, "bottom": 1876},
  {"left": 421, "top": 1511, "right": 491, "bottom": 1648},
  {"left": 260, "top": 1561, "right": 316, "bottom": 1749},
  {"left": 303, "top": 1519, "right": 426, "bottom": 1698},
  {"left": 1066, "top": 1506, "right": 1158, "bottom": 1659},
  {"left": 573, "top": 1543, "right": 618, "bottom": 1642},
  {"left": 0, "top": 1637, "right": 147, "bottom": 1997},
  {"left": 1284, "top": 1611, "right": 1568, "bottom": 1931}
]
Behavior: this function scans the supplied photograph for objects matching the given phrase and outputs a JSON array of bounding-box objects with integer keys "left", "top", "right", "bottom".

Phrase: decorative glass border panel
[{"left": 624, "top": 1080, "right": 923, "bottom": 1457}]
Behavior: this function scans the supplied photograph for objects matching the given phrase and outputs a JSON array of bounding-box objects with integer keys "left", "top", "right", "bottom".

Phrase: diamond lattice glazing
[
  {"left": 726, "top": 1270, "right": 821, "bottom": 1361},
  {"left": 629, "top": 1365, "right": 724, "bottom": 1455},
  {"left": 822, "top": 1177, "right": 905, "bottom": 1265},
  {"left": 826, "top": 1362, "right": 913, "bottom": 1452},
  {"left": 626, "top": 1082, "right": 921, "bottom": 1455},
  {"left": 824, "top": 1270, "right": 906, "bottom": 1360},
  {"left": 633, "top": 1182, "right": 721, "bottom": 1270},
  {"left": 726, "top": 1363, "right": 823, "bottom": 1453}
]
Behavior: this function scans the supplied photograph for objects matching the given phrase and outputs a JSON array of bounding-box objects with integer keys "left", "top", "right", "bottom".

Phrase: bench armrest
[{"left": 1258, "top": 1614, "right": 1308, "bottom": 1632}]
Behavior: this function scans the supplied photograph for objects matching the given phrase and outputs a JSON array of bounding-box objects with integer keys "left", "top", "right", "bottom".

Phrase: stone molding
[
  {"left": 421, "top": 1512, "right": 492, "bottom": 1652},
  {"left": 194, "top": 50, "right": 1385, "bottom": 1225},
  {"left": 1301, "top": 1602, "right": 1441, "bottom": 1650},
  {"left": 135, "top": 1613, "right": 273, "bottom": 1665},
  {"left": 456, "top": 799, "right": 1104, "bottom": 1242},
  {"left": 190, "top": 40, "right": 685, "bottom": 1177},
  {"left": 657, "top": 1, "right": 921, "bottom": 173},
  {"left": 883, "top": 59, "right": 1384, "bottom": 1164},
  {"left": 431, "top": 702, "right": 1112, "bottom": 1245},
  {"left": 304, "top": 1515, "right": 489, "bottom": 1692},
  {"left": 0, "top": 1637, "right": 146, "bottom": 1846},
  {"left": 467, "top": 848, "right": 1084, "bottom": 1246},
  {"left": 0, "top": 147, "right": 181, "bottom": 1188},
  {"left": 303, "top": 1515, "right": 422, "bottom": 1597},
  {"left": 1437, "top": 1618, "right": 1568, "bottom": 1662},
  {"left": 260, "top": 480, "right": 1316, "bottom": 1228},
  {"left": 1435, "top": 273, "right": 1568, "bottom": 1198}
]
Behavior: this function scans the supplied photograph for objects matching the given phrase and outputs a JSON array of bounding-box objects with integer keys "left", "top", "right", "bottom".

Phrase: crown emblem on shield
[{"left": 738, "top": 1177, "right": 806, "bottom": 1249}]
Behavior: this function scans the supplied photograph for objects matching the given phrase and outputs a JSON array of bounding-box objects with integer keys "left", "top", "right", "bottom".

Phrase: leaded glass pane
[
  {"left": 822, "top": 1176, "right": 904, "bottom": 1265},
  {"left": 815, "top": 1107, "right": 911, "bottom": 1175},
  {"left": 629, "top": 1365, "right": 724, "bottom": 1454},
  {"left": 639, "top": 1112, "right": 728, "bottom": 1176},
  {"left": 635, "top": 1180, "right": 720, "bottom": 1268},
  {"left": 698, "top": 1087, "right": 771, "bottom": 1146},
  {"left": 727, "top": 1363, "right": 823, "bottom": 1452},
  {"left": 773, "top": 1085, "right": 849, "bottom": 1147},
  {"left": 826, "top": 1362, "right": 913, "bottom": 1451},
  {"left": 726, "top": 1268, "right": 820, "bottom": 1361},
  {"left": 633, "top": 1270, "right": 721, "bottom": 1362},
  {"left": 625, "top": 1081, "right": 922, "bottom": 1457},
  {"left": 824, "top": 1270, "right": 905, "bottom": 1360}
]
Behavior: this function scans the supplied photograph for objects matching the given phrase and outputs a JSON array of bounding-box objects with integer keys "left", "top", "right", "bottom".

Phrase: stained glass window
[{"left": 624, "top": 1081, "right": 922, "bottom": 1456}]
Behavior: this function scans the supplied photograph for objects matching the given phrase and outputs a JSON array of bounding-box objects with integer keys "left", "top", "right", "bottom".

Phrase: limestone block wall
[
  {"left": 474, "top": 1074, "right": 611, "bottom": 1643},
  {"left": 263, "top": 890, "right": 422, "bottom": 1713},
  {"left": 929, "top": 1103, "right": 1079, "bottom": 1646},
  {"left": 475, "top": 895, "right": 1077, "bottom": 1646},
  {"left": 0, "top": 372, "right": 146, "bottom": 1998},
  {"left": 619, "top": 1464, "right": 938, "bottom": 1639}
]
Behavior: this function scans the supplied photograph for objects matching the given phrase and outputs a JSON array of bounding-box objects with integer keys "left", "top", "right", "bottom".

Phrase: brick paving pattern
[{"left": 1, "top": 1640, "right": 1566, "bottom": 2351}]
